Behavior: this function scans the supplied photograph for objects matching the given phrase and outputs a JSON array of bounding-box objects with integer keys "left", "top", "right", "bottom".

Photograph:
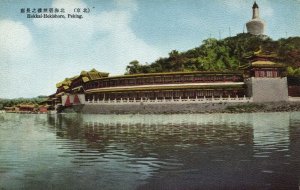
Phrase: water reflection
[{"left": 0, "top": 112, "right": 300, "bottom": 190}]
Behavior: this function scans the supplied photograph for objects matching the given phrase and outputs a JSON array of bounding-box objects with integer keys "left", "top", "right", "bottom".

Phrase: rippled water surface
[{"left": 0, "top": 112, "right": 300, "bottom": 190}]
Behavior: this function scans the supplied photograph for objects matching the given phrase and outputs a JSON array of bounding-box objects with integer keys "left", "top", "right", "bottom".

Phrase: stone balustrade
[{"left": 288, "top": 97, "right": 300, "bottom": 102}]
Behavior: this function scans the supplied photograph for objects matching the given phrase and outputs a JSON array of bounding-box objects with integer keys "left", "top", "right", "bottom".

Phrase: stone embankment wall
[
  {"left": 78, "top": 102, "right": 246, "bottom": 114},
  {"left": 72, "top": 101, "right": 300, "bottom": 114},
  {"left": 76, "top": 96, "right": 252, "bottom": 114}
]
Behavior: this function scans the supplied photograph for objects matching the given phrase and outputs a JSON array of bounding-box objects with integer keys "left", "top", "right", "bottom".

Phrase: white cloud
[
  {"left": 0, "top": 0, "right": 160, "bottom": 98},
  {"left": 33, "top": 0, "right": 159, "bottom": 75},
  {"left": 261, "top": 5, "right": 273, "bottom": 18},
  {"left": 0, "top": 20, "right": 42, "bottom": 98},
  {"left": 0, "top": 20, "right": 34, "bottom": 59}
]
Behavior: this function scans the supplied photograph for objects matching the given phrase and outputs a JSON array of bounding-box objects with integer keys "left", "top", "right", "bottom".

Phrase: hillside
[
  {"left": 0, "top": 97, "right": 47, "bottom": 110},
  {"left": 125, "top": 33, "right": 300, "bottom": 75}
]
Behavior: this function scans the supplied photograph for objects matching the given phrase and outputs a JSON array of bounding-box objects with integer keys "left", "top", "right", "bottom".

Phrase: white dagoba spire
[
  {"left": 246, "top": 1, "right": 266, "bottom": 35},
  {"left": 252, "top": 1, "right": 259, "bottom": 19}
]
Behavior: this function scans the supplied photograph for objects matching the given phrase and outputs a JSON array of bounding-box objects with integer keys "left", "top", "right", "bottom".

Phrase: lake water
[{"left": 0, "top": 112, "right": 300, "bottom": 190}]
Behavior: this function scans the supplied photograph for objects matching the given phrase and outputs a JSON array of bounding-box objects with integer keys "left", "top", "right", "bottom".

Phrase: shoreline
[
  {"left": 218, "top": 102, "right": 300, "bottom": 114},
  {"left": 2, "top": 102, "right": 300, "bottom": 115},
  {"left": 64, "top": 101, "right": 300, "bottom": 115}
]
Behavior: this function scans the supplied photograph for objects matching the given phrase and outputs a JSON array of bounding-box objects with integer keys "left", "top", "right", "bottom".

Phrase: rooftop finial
[
  {"left": 252, "top": 1, "right": 260, "bottom": 19},
  {"left": 253, "top": 1, "right": 259, "bottom": 9}
]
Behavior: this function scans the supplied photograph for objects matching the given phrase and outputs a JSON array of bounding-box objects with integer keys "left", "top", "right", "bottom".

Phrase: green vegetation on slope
[
  {"left": 0, "top": 97, "right": 47, "bottom": 110},
  {"left": 125, "top": 33, "right": 300, "bottom": 75}
]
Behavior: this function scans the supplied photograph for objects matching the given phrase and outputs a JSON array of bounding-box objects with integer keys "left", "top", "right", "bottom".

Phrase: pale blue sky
[{"left": 0, "top": 0, "right": 299, "bottom": 98}]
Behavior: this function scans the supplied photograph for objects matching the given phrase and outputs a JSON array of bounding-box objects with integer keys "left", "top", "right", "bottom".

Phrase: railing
[
  {"left": 288, "top": 97, "right": 300, "bottom": 102},
  {"left": 85, "top": 95, "right": 253, "bottom": 105}
]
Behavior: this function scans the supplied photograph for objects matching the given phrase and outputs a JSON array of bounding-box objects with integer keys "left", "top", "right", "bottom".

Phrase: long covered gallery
[{"left": 85, "top": 83, "right": 246, "bottom": 101}]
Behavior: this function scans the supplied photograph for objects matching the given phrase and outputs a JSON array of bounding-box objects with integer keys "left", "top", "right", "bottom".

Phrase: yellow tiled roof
[{"left": 251, "top": 61, "right": 285, "bottom": 68}]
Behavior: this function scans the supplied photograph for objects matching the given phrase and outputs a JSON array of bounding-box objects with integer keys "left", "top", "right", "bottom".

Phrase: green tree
[
  {"left": 124, "top": 33, "right": 300, "bottom": 74},
  {"left": 126, "top": 60, "right": 141, "bottom": 74}
]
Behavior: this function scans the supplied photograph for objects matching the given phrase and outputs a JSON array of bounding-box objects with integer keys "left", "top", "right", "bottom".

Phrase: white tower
[{"left": 246, "top": 1, "right": 265, "bottom": 35}]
